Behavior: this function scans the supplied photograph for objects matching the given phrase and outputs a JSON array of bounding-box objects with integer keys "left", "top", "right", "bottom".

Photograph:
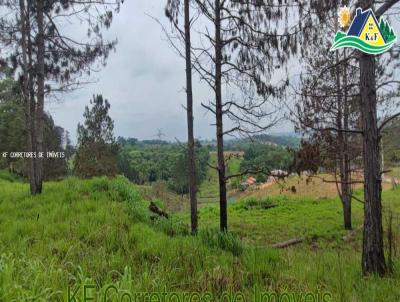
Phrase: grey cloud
[{"left": 49, "top": 0, "right": 292, "bottom": 144}]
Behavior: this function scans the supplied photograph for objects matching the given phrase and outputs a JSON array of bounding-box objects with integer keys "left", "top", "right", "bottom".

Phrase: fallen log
[
  {"left": 272, "top": 238, "right": 303, "bottom": 248},
  {"left": 149, "top": 201, "right": 169, "bottom": 219},
  {"left": 245, "top": 204, "right": 276, "bottom": 210}
]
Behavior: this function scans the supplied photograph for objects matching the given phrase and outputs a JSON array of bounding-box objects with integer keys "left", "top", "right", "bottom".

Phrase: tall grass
[
  {"left": 0, "top": 174, "right": 399, "bottom": 301},
  {"left": 199, "top": 228, "right": 243, "bottom": 256}
]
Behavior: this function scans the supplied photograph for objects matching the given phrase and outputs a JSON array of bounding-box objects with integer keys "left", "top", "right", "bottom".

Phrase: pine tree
[{"left": 74, "top": 95, "right": 119, "bottom": 178}]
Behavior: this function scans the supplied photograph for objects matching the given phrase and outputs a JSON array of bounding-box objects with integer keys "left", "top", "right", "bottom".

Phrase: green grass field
[
  {"left": 0, "top": 172, "right": 399, "bottom": 301},
  {"left": 198, "top": 153, "right": 242, "bottom": 204}
]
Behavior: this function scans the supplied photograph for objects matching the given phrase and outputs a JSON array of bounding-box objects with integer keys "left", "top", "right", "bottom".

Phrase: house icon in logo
[
  {"left": 347, "top": 8, "right": 386, "bottom": 47},
  {"left": 331, "top": 7, "right": 397, "bottom": 55}
]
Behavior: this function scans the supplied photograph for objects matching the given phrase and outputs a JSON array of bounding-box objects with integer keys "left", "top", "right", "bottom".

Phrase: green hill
[{"left": 0, "top": 174, "right": 399, "bottom": 301}]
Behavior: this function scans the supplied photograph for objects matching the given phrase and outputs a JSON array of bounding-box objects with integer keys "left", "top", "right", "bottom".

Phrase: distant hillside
[
  {"left": 251, "top": 134, "right": 300, "bottom": 147},
  {"left": 222, "top": 134, "right": 300, "bottom": 151},
  {"left": 117, "top": 134, "right": 300, "bottom": 149}
]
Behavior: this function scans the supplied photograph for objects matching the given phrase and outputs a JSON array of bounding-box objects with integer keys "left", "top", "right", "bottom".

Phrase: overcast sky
[{"left": 47, "top": 0, "right": 294, "bottom": 143}]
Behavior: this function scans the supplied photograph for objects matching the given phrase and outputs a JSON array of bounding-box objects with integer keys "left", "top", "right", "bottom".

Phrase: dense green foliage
[
  {"left": 74, "top": 95, "right": 119, "bottom": 178},
  {"left": 240, "top": 144, "right": 293, "bottom": 182},
  {"left": 0, "top": 77, "right": 25, "bottom": 164},
  {"left": 224, "top": 134, "right": 300, "bottom": 151},
  {"left": 0, "top": 169, "right": 22, "bottom": 182},
  {"left": 118, "top": 140, "right": 210, "bottom": 194}
]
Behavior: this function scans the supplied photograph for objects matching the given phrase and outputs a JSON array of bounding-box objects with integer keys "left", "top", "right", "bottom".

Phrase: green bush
[
  {"left": 90, "top": 176, "right": 110, "bottom": 192},
  {"left": 229, "top": 177, "right": 240, "bottom": 190},
  {"left": 199, "top": 228, "right": 243, "bottom": 256},
  {"left": 109, "top": 176, "right": 142, "bottom": 202},
  {"left": 0, "top": 170, "right": 21, "bottom": 183},
  {"left": 239, "top": 197, "right": 276, "bottom": 210}
]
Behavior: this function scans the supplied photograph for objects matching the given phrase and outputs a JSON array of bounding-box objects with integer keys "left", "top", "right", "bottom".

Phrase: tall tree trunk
[
  {"left": 27, "top": 32, "right": 38, "bottom": 193},
  {"left": 184, "top": 0, "right": 198, "bottom": 234},
  {"left": 340, "top": 141, "right": 352, "bottom": 231},
  {"left": 335, "top": 40, "right": 352, "bottom": 230},
  {"left": 357, "top": 0, "right": 400, "bottom": 276},
  {"left": 360, "top": 52, "right": 386, "bottom": 276},
  {"left": 343, "top": 49, "right": 352, "bottom": 230},
  {"left": 214, "top": 0, "right": 227, "bottom": 231},
  {"left": 35, "top": 0, "right": 45, "bottom": 194},
  {"left": 342, "top": 49, "right": 352, "bottom": 230},
  {"left": 19, "top": 0, "right": 36, "bottom": 194},
  {"left": 341, "top": 159, "right": 352, "bottom": 230}
]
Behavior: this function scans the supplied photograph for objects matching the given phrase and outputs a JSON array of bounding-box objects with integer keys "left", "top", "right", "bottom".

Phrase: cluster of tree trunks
[
  {"left": 11, "top": 0, "right": 120, "bottom": 193},
  {"left": 19, "top": 0, "right": 45, "bottom": 194}
]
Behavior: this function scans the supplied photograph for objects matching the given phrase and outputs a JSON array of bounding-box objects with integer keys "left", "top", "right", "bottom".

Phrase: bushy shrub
[
  {"left": 90, "top": 177, "right": 110, "bottom": 192},
  {"left": 0, "top": 170, "right": 21, "bottom": 183},
  {"left": 239, "top": 197, "right": 276, "bottom": 210},
  {"left": 229, "top": 177, "right": 240, "bottom": 190},
  {"left": 109, "top": 176, "right": 142, "bottom": 202},
  {"left": 199, "top": 228, "right": 243, "bottom": 256}
]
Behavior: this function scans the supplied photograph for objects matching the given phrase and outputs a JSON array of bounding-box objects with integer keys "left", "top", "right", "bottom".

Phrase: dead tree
[{"left": 291, "top": 5, "right": 363, "bottom": 230}]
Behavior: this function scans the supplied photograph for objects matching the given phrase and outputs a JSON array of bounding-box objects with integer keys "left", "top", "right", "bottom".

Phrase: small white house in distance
[{"left": 271, "top": 170, "right": 288, "bottom": 177}]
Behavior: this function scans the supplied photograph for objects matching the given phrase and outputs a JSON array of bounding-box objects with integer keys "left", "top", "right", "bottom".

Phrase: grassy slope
[
  {"left": 195, "top": 190, "right": 400, "bottom": 301},
  {"left": 0, "top": 173, "right": 399, "bottom": 301},
  {"left": 198, "top": 153, "right": 242, "bottom": 204},
  {"left": 0, "top": 176, "right": 246, "bottom": 300},
  {"left": 389, "top": 166, "right": 400, "bottom": 178},
  {"left": 198, "top": 188, "right": 400, "bottom": 244}
]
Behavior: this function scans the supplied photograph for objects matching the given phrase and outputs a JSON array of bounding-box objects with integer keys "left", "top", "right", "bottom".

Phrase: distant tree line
[
  {"left": 70, "top": 93, "right": 211, "bottom": 195},
  {"left": 240, "top": 144, "right": 293, "bottom": 183},
  {"left": 117, "top": 139, "right": 210, "bottom": 195}
]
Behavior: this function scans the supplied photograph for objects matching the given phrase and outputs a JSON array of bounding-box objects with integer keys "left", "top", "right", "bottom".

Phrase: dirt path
[{"left": 259, "top": 181, "right": 275, "bottom": 190}]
